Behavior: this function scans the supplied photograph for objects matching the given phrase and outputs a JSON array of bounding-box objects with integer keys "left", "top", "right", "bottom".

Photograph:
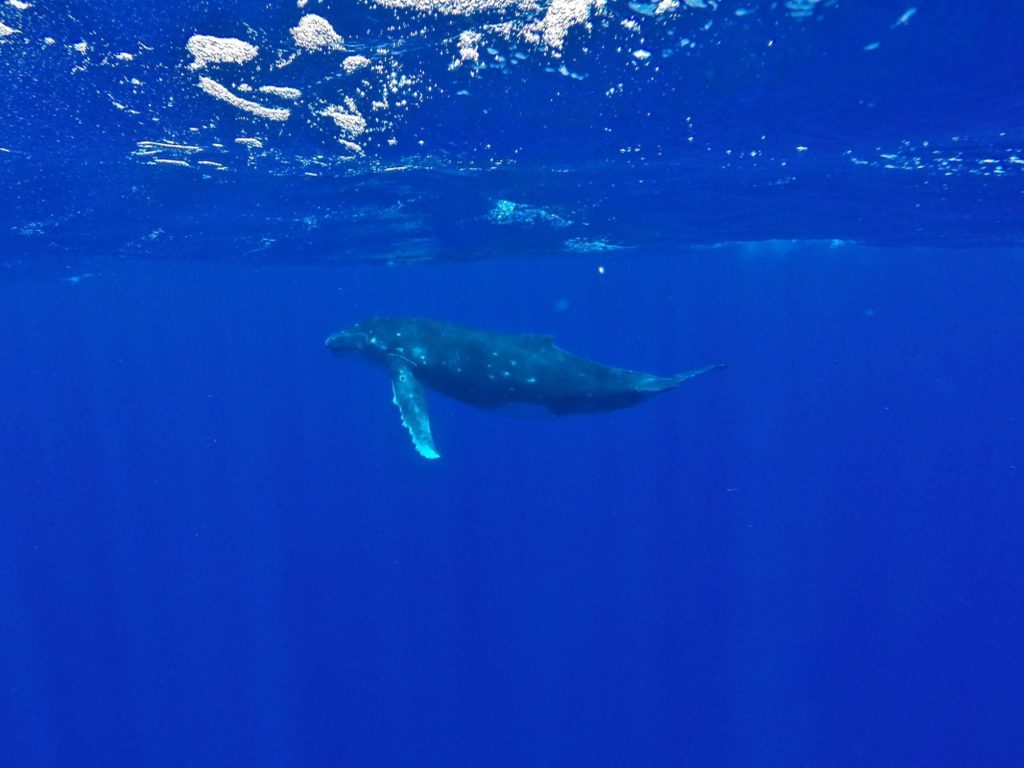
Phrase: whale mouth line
[
  {"left": 325, "top": 330, "right": 370, "bottom": 349},
  {"left": 390, "top": 352, "right": 416, "bottom": 367}
]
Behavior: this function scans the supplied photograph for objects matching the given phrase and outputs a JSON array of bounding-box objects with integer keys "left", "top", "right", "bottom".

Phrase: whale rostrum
[{"left": 326, "top": 317, "right": 725, "bottom": 459}]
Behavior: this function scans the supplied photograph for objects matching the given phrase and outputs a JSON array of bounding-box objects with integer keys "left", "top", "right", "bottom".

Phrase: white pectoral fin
[{"left": 389, "top": 359, "right": 440, "bottom": 460}]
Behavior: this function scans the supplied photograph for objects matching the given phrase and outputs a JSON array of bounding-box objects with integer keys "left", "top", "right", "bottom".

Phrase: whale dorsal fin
[
  {"left": 518, "top": 333, "right": 557, "bottom": 349},
  {"left": 388, "top": 357, "right": 440, "bottom": 460}
]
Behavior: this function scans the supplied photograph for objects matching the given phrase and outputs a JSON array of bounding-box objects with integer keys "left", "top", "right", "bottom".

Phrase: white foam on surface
[
  {"left": 8, "top": 0, "right": 30, "bottom": 9},
  {"left": 235, "top": 137, "right": 264, "bottom": 148},
  {"left": 186, "top": 35, "right": 258, "bottom": 70},
  {"left": 259, "top": 85, "right": 302, "bottom": 99},
  {"left": 337, "top": 138, "right": 365, "bottom": 155},
  {"left": 320, "top": 105, "right": 367, "bottom": 138},
  {"left": 0, "top": 21, "right": 18, "bottom": 36},
  {"left": 198, "top": 77, "right": 291, "bottom": 121},
  {"left": 342, "top": 55, "right": 371, "bottom": 73},
  {"left": 373, "top": 0, "right": 530, "bottom": 13},
  {"left": 526, "top": 0, "right": 605, "bottom": 51},
  {"left": 137, "top": 140, "right": 203, "bottom": 152},
  {"left": 455, "top": 30, "right": 482, "bottom": 66},
  {"left": 291, "top": 14, "right": 343, "bottom": 51},
  {"left": 565, "top": 237, "right": 625, "bottom": 252},
  {"left": 117, "top": 0, "right": 842, "bottom": 177}
]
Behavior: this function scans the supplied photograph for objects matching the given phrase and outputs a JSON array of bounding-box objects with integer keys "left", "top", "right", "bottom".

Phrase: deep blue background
[
  {"left": 2, "top": 245, "right": 1023, "bottom": 766},
  {"left": 3, "top": 0, "right": 1024, "bottom": 765}
]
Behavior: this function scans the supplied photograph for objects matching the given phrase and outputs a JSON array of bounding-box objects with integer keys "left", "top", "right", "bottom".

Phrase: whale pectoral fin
[{"left": 389, "top": 359, "right": 440, "bottom": 460}]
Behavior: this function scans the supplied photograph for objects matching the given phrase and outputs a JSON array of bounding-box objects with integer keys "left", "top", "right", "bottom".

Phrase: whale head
[
  {"left": 325, "top": 326, "right": 371, "bottom": 354},
  {"left": 325, "top": 319, "right": 401, "bottom": 364}
]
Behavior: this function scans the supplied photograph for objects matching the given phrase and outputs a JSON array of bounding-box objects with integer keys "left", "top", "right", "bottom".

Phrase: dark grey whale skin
[{"left": 326, "top": 317, "right": 724, "bottom": 415}]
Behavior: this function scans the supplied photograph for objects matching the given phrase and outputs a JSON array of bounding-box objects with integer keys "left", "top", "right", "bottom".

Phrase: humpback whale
[{"left": 326, "top": 317, "right": 724, "bottom": 459}]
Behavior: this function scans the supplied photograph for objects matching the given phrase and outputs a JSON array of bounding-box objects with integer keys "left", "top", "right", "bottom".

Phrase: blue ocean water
[{"left": 2, "top": 2, "right": 1023, "bottom": 766}]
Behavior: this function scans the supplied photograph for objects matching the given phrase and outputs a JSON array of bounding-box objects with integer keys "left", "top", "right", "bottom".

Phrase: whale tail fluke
[
  {"left": 673, "top": 363, "right": 728, "bottom": 385},
  {"left": 634, "top": 363, "right": 726, "bottom": 393}
]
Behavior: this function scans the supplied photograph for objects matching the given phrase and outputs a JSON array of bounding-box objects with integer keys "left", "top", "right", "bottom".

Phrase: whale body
[{"left": 326, "top": 317, "right": 724, "bottom": 459}]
